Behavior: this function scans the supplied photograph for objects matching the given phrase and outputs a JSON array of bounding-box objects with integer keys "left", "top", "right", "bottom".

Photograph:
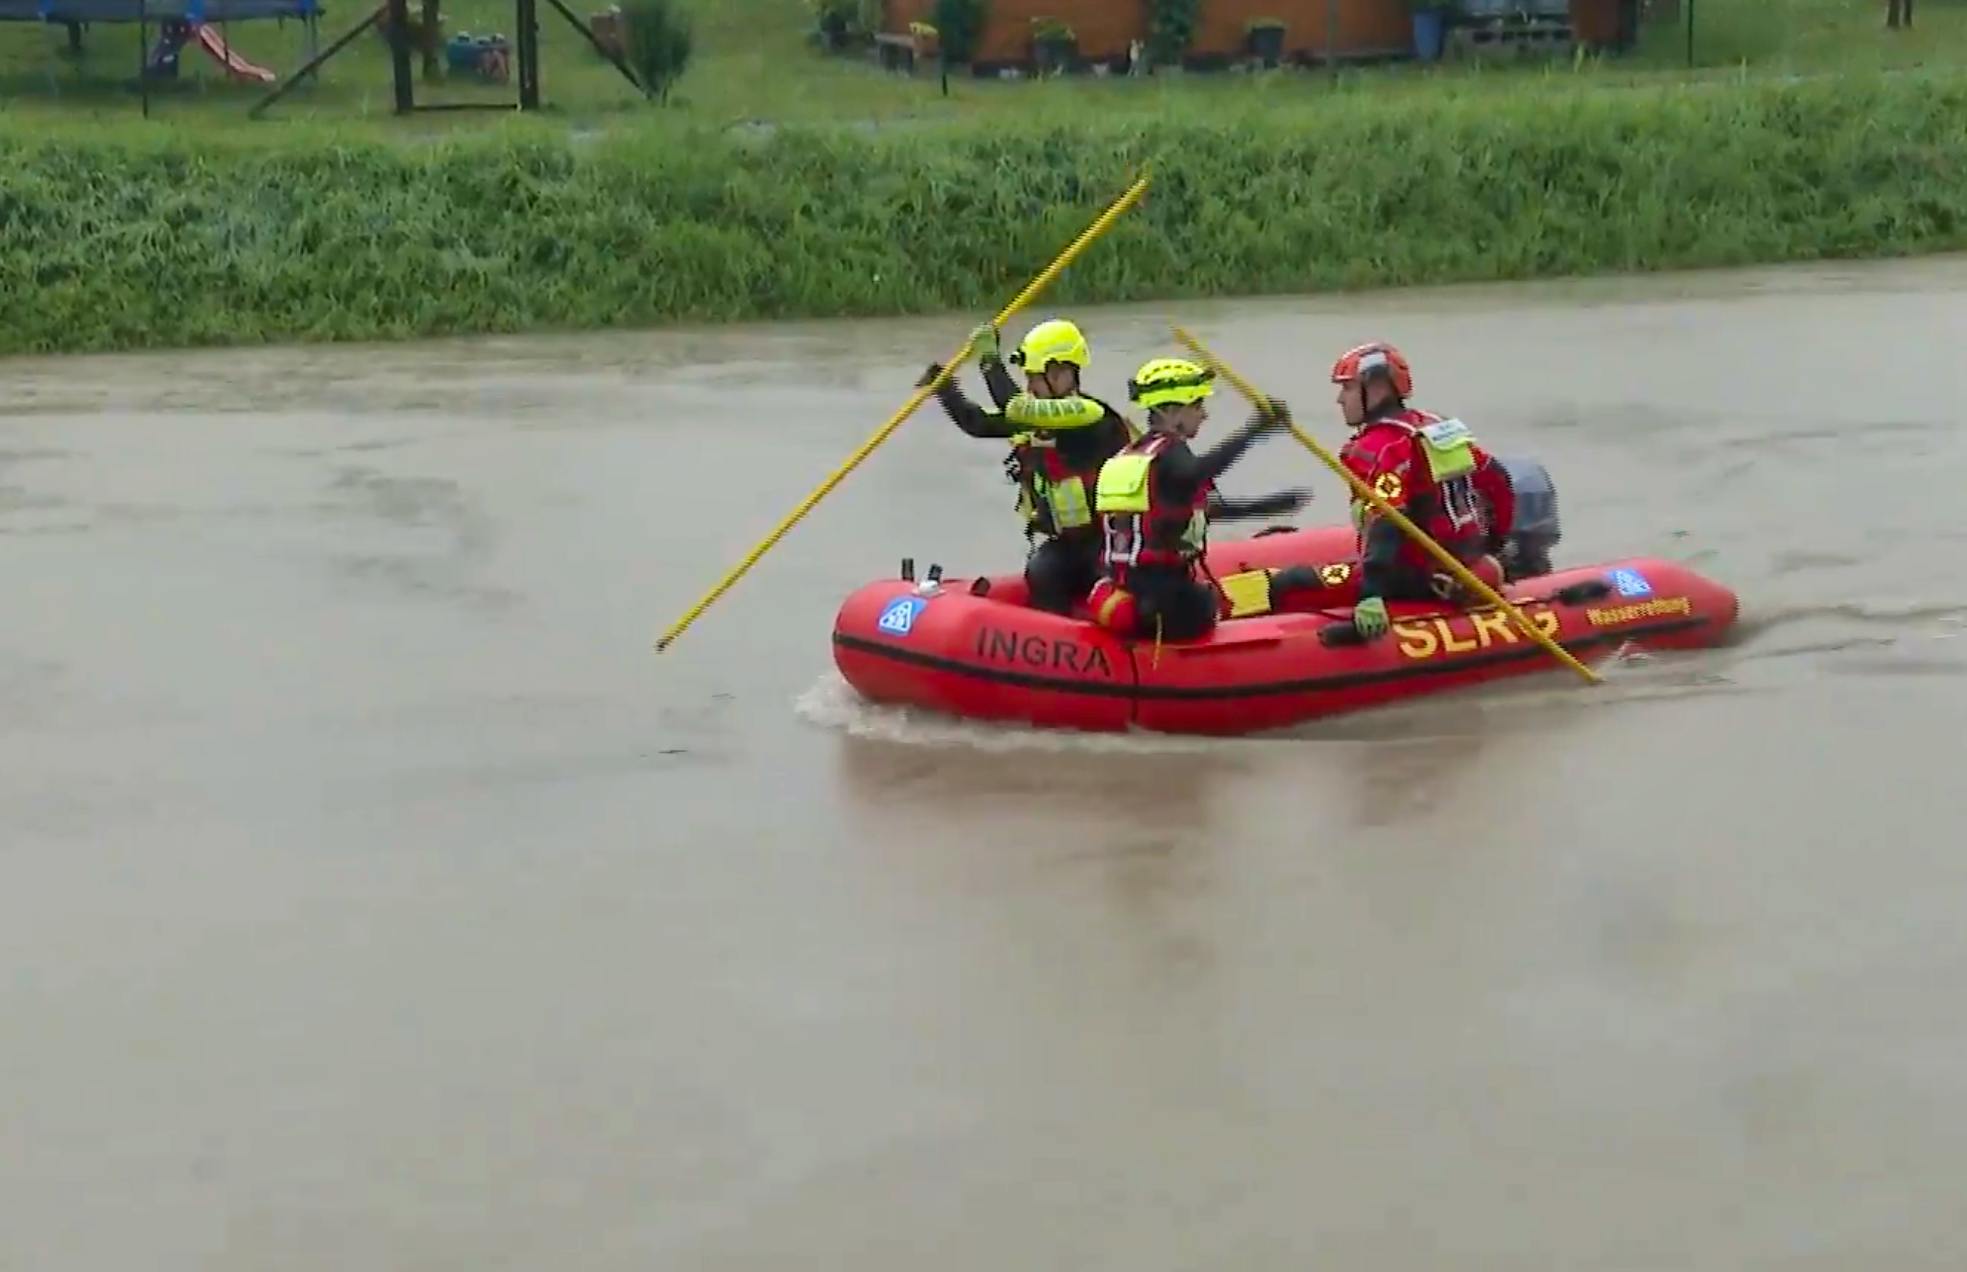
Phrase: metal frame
[{"left": 248, "top": 0, "right": 644, "bottom": 117}]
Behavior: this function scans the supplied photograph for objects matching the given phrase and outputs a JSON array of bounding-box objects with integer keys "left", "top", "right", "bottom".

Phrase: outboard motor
[{"left": 1495, "top": 455, "right": 1560, "bottom": 581}]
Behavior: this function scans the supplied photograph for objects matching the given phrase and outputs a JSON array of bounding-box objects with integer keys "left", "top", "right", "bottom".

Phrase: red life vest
[
  {"left": 1341, "top": 408, "right": 1488, "bottom": 564},
  {"left": 1095, "top": 433, "right": 1214, "bottom": 575}
]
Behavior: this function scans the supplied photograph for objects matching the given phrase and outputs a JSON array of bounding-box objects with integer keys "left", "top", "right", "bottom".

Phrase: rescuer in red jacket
[{"left": 1269, "top": 341, "right": 1515, "bottom": 640}]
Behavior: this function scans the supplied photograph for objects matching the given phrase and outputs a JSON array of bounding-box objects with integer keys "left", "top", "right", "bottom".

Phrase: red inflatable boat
[{"left": 830, "top": 524, "right": 1741, "bottom": 735}]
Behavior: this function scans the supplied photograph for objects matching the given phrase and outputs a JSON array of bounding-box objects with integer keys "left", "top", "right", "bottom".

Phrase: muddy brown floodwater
[{"left": 5, "top": 256, "right": 1967, "bottom": 1271}]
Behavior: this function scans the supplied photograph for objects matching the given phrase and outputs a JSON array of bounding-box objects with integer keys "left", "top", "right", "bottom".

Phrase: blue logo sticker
[
  {"left": 876, "top": 595, "right": 928, "bottom": 637},
  {"left": 1608, "top": 568, "right": 1653, "bottom": 598}
]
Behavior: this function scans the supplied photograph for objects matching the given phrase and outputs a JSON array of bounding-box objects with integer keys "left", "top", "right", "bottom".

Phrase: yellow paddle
[
  {"left": 1170, "top": 325, "right": 1602, "bottom": 687},
  {"left": 652, "top": 171, "right": 1154, "bottom": 654}
]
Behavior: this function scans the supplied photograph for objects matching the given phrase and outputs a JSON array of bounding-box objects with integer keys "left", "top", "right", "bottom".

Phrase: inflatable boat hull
[{"left": 830, "top": 528, "right": 1739, "bottom": 735}]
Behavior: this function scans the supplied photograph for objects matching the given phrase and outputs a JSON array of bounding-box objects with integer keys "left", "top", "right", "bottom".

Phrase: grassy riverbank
[{"left": 4, "top": 64, "right": 1965, "bottom": 357}]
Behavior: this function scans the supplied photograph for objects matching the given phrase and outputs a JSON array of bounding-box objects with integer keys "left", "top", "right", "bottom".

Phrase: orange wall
[
  {"left": 884, "top": 0, "right": 1416, "bottom": 64},
  {"left": 1569, "top": 0, "right": 1624, "bottom": 44},
  {"left": 885, "top": 0, "right": 932, "bottom": 30},
  {"left": 976, "top": 0, "right": 1142, "bottom": 64},
  {"left": 880, "top": 2, "right": 1635, "bottom": 62},
  {"left": 1193, "top": 0, "right": 1413, "bottom": 58}
]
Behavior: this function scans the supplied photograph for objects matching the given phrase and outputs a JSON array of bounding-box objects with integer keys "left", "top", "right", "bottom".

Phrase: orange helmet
[{"left": 1330, "top": 342, "right": 1413, "bottom": 400}]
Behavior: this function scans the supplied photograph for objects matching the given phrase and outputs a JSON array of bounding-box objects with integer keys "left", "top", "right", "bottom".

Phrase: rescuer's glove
[{"left": 1353, "top": 595, "right": 1390, "bottom": 639}]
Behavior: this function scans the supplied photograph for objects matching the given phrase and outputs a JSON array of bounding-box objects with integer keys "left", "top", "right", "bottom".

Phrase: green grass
[
  {"left": 2, "top": 0, "right": 1965, "bottom": 131},
  {"left": 3, "top": 68, "right": 1965, "bottom": 356},
  {"left": 2, "top": 0, "right": 1965, "bottom": 358},
  {"left": 1625, "top": 0, "right": 1967, "bottom": 72}
]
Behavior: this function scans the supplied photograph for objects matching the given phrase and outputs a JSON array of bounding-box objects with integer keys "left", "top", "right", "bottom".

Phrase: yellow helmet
[
  {"left": 1127, "top": 357, "right": 1215, "bottom": 411},
  {"left": 1010, "top": 318, "right": 1090, "bottom": 374}
]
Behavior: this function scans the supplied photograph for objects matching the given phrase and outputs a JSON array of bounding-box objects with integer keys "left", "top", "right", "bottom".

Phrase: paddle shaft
[{"left": 653, "top": 172, "right": 1154, "bottom": 653}]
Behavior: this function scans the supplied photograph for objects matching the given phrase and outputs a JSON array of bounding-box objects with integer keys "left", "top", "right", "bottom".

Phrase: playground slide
[{"left": 194, "top": 25, "right": 276, "bottom": 84}]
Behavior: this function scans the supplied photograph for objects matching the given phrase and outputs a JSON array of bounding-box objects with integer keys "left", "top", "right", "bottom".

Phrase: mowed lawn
[{"left": 0, "top": 0, "right": 1962, "bottom": 133}]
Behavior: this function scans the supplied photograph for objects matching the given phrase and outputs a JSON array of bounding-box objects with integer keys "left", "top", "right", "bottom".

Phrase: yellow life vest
[
  {"left": 1003, "top": 396, "right": 1135, "bottom": 537},
  {"left": 1094, "top": 437, "right": 1208, "bottom": 568}
]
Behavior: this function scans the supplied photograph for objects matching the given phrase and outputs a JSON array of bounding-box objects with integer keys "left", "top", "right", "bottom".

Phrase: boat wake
[
  {"left": 1733, "top": 596, "right": 1967, "bottom": 639},
  {"left": 792, "top": 639, "right": 1752, "bottom": 753},
  {"left": 1717, "top": 594, "right": 1967, "bottom": 675},
  {"left": 792, "top": 670, "right": 1235, "bottom": 756}
]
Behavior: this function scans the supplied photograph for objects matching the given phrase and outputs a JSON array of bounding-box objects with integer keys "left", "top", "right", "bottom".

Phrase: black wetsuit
[
  {"left": 927, "top": 356, "right": 1133, "bottom": 614},
  {"left": 1110, "top": 415, "right": 1302, "bottom": 641}
]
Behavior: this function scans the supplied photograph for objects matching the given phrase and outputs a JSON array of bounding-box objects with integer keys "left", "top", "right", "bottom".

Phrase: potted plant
[
  {"left": 1406, "top": 0, "right": 1452, "bottom": 63},
  {"left": 1245, "top": 16, "right": 1286, "bottom": 66},
  {"left": 812, "top": 0, "right": 854, "bottom": 48},
  {"left": 1031, "top": 16, "right": 1076, "bottom": 75}
]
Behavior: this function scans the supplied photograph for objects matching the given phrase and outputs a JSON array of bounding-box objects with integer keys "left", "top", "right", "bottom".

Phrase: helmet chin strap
[
  {"left": 1342, "top": 380, "right": 1395, "bottom": 429},
  {"left": 1038, "top": 365, "right": 1078, "bottom": 398}
]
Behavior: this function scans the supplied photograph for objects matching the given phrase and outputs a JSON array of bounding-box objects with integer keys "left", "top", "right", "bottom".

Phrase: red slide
[{"left": 194, "top": 24, "right": 277, "bottom": 84}]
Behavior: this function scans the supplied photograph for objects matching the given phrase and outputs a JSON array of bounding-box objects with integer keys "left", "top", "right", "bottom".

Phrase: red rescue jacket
[{"left": 1341, "top": 407, "right": 1515, "bottom": 574}]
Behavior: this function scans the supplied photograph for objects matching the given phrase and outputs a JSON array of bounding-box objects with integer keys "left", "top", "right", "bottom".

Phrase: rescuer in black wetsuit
[
  {"left": 1086, "top": 357, "right": 1309, "bottom": 643},
  {"left": 917, "top": 317, "right": 1135, "bottom": 615}
]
